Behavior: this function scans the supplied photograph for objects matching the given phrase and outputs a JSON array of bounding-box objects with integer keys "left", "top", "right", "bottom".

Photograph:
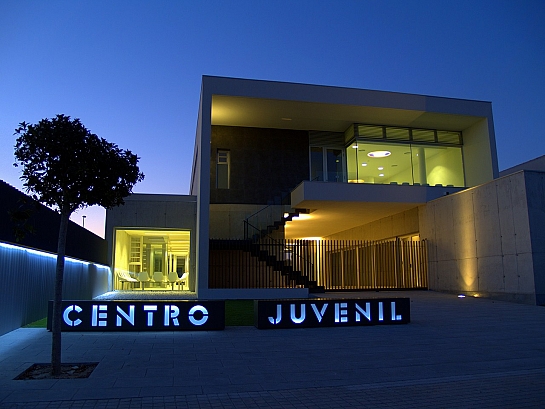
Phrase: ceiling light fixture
[
  {"left": 379, "top": 173, "right": 384, "bottom": 177},
  {"left": 368, "top": 151, "right": 391, "bottom": 158},
  {"left": 378, "top": 166, "right": 384, "bottom": 170}
]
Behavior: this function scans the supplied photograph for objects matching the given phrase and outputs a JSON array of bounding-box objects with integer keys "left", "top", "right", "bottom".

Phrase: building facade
[{"left": 106, "top": 76, "right": 545, "bottom": 304}]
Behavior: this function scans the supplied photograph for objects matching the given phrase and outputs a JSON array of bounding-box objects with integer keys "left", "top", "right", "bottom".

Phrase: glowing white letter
[
  {"left": 63, "top": 305, "right": 82, "bottom": 326},
  {"left": 335, "top": 303, "right": 348, "bottom": 323},
  {"left": 290, "top": 304, "right": 306, "bottom": 324},
  {"left": 268, "top": 304, "right": 282, "bottom": 324},
  {"left": 188, "top": 305, "right": 208, "bottom": 326},
  {"left": 311, "top": 303, "right": 328, "bottom": 323},
  {"left": 355, "top": 302, "right": 371, "bottom": 322},
  {"left": 143, "top": 305, "right": 158, "bottom": 326},
  {"left": 391, "top": 302, "right": 402, "bottom": 321},
  {"left": 116, "top": 305, "right": 135, "bottom": 326},
  {"left": 164, "top": 305, "right": 180, "bottom": 326},
  {"left": 92, "top": 305, "right": 108, "bottom": 327}
]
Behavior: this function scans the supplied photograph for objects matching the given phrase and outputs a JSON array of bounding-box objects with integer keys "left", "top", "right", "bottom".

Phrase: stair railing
[
  {"left": 257, "top": 236, "right": 316, "bottom": 286},
  {"left": 243, "top": 191, "right": 291, "bottom": 240}
]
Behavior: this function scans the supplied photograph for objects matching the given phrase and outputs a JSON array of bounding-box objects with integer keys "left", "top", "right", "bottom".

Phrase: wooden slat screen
[{"left": 209, "top": 238, "right": 428, "bottom": 290}]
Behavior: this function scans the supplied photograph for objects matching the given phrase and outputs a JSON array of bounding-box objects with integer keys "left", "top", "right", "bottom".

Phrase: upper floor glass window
[
  {"left": 310, "top": 147, "right": 345, "bottom": 182},
  {"left": 216, "top": 150, "right": 230, "bottom": 189},
  {"left": 346, "top": 141, "right": 464, "bottom": 187},
  {"left": 342, "top": 123, "right": 465, "bottom": 187}
]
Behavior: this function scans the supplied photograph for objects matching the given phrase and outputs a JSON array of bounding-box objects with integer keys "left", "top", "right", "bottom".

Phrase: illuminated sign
[
  {"left": 47, "top": 300, "right": 225, "bottom": 331},
  {"left": 254, "top": 298, "right": 410, "bottom": 329}
]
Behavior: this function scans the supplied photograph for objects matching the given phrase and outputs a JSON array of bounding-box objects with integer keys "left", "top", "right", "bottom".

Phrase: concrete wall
[
  {"left": 324, "top": 207, "right": 420, "bottom": 241},
  {"left": 0, "top": 180, "right": 111, "bottom": 335},
  {"left": 0, "top": 241, "right": 110, "bottom": 336},
  {"left": 209, "top": 204, "right": 264, "bottom": 239},
  {"left": 462, "top": 118, "right": 498, "bottom": 186},
  {"left": 420, "top": 171, "right": 538, "bottom": 304},
  {"left": 106, "top": 194, "right": 197, "bottom": 231},
  {"left": 525, "top": 171, "right": 545, "bottom": 304},
  {"left": 1, "top": 180, "right": 108, "bottom": 265},
  {"left": 194, "top": 83, "right": 212, "bottom": 296}
]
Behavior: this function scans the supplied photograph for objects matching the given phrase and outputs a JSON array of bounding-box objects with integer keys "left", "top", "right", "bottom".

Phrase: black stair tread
[{"left": 209, "top": 238, "right": 317, "bottom": 291}]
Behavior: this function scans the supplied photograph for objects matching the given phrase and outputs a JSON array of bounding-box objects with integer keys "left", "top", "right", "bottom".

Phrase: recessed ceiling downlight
[{"left": 368, "top": 151, "right": 391, "bottom": 158}]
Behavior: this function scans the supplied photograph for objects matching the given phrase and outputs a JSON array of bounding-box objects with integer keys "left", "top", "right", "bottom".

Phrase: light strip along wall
[{"left": 0, "top": 241, "right": 110, "bottom": 336}]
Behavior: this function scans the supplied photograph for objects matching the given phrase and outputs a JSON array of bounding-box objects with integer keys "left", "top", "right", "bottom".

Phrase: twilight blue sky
[{"left": 1, "top": 1, "right": 544, "bottom": 237}]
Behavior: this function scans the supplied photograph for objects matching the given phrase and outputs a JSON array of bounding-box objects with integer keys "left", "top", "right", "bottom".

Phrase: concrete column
[{"left": 417, "top": 147, "right": 427, "bottom": 185}]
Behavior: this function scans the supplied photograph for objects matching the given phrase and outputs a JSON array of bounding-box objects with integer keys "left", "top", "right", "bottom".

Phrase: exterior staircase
[
  {"left": 219, "top": 186, "right": 325, "bottom": 293},
  {"left": 209, "top": 239, "right": 325, "bottom": 292},
  {"left": 250, "top": 208, "right": 307, "bottom": 241},
  {"left": 249, "top": 239, "right": 323, "bottom": 292}
]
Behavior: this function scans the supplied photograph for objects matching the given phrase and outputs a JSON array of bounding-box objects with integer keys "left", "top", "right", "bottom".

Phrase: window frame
[{"left": 216, "top": 149, "right": 230, "bottom": 189}]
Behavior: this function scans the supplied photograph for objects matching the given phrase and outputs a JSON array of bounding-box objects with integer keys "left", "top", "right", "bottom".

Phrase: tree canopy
[
  {"left": 13, "top": 114, "right": 144, "bottom": 376},
  {"left": 14, "top": 114, "right": 144, "bottom": 214}
]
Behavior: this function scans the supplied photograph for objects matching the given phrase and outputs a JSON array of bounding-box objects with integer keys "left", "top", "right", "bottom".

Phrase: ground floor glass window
[{"left": 113, "top": 229, "right": 191, "bottom": 291}]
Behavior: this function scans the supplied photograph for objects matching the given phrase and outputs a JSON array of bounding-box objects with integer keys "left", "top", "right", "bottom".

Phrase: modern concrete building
[{"left": 106, "top": 76, "right": 545, "bottom": 305}]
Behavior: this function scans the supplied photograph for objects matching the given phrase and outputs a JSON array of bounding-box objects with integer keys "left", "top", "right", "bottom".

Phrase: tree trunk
[{"left": 51, "top": 211, "right": 70, "bottom": 376}]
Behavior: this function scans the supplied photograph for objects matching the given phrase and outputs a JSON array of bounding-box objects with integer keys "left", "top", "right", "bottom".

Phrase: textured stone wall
[{"left": 210, "top": 126, "right": 309, "bottom": 204}]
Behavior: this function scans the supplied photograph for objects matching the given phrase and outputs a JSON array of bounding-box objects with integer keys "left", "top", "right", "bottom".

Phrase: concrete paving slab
[{"left": 1, "top": 291, "right": 545, "bottom": 408}]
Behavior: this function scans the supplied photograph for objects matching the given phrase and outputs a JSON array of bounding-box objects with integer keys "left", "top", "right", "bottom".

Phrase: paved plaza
[{"left": 1, "top": 291, "right": 545, "bottom": 408}]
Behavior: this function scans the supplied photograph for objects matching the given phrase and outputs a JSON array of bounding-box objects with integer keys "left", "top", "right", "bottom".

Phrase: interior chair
[
  {"left": 180, "top": 272, "right": 189, "bottom": 290},
  {"left": 153, "top": 271, "right": 166, "bottom": 288},
  {"left": 137, "top": 271, "right": 150, "bottom": 290},
  {"left": 117, "top": 269, "right": 138, "bottom": 290},
  {"left": 168, "top": 271, "right": 179, "bottom": 290}
]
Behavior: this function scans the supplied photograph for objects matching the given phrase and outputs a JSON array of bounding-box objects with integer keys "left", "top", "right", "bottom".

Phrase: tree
[{"left": 13, "top": 114, "right": 144, "bottom": 376}]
